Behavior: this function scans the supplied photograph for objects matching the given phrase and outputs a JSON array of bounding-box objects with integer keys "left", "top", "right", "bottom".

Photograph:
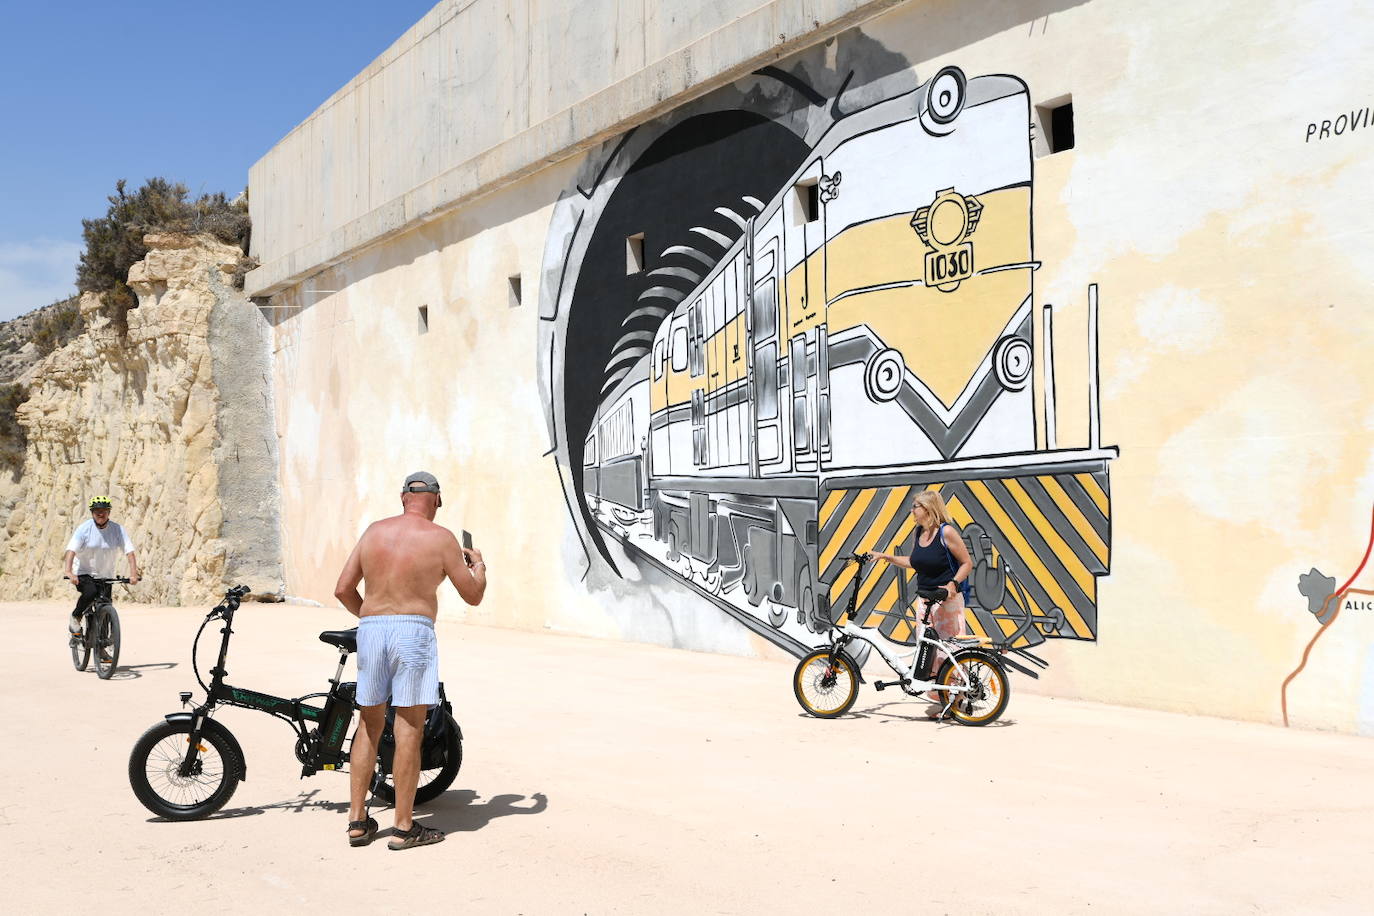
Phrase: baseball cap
[{"left": 402, "top": 471, "right": 441, "bottom": 495}]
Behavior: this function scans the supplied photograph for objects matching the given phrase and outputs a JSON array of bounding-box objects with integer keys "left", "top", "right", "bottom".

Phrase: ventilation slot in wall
[
  {"left": 1034, "top": 96, "right": 1075, "bottom": 157},
  {"left": 794, "top": 180, "right": 819, "bottom": 224},
  {"left": 625, "top": 233, "right": 645, "bottom": 275}
]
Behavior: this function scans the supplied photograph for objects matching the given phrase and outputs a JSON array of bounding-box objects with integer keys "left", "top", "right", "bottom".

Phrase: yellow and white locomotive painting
[{"left": 581, "top": 67, "right": 1115, "bottom": 655}]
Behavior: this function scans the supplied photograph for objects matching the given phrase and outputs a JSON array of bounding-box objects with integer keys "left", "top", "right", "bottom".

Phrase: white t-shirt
[{"left": 66, "top": 519, "right": 136, "bottom": 578}]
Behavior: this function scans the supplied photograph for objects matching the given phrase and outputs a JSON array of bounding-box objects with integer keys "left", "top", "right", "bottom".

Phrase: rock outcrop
[{"left": 0, "top": 234, "right": 284, "bottom": 604}]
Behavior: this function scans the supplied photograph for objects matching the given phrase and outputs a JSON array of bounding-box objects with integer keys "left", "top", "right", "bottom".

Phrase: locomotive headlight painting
[{"left": 547, "top": 64, "right": 1116, "bottom": 658}]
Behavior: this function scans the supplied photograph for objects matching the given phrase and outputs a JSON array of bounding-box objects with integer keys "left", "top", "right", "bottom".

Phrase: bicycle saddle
[{"left": 319, "top": 628, "right": 358, "bottom": 653}]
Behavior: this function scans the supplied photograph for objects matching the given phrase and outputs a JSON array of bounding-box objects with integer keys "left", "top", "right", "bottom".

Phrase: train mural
[{"left": 573, "top": 66, "right": 1116, "bottom": 656}]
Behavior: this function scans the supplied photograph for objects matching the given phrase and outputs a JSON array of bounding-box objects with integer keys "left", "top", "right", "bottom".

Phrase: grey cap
[{"left": 401, "top": 471, "right": 441, "bottom": 494}]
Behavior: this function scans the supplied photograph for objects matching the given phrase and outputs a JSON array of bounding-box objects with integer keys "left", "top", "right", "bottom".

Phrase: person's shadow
[{"left": 422, "top": 790, "right": 548, "bottom": 833}]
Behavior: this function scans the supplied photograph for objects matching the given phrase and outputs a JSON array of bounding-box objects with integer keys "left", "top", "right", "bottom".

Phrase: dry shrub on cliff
[
  {"left": 0, "top": 383, "right": 28, "bottom": 475},
  {"left": 31, "top": 297, "right": 82, "bottom": 355},
  {"left": 77, "top": 179, "right": 253, "bottom": 334}
]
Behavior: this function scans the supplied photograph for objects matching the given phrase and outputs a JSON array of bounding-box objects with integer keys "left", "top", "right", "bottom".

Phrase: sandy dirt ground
[{"left": 3, "top": 597, "right": 1373, "bottom": 915}]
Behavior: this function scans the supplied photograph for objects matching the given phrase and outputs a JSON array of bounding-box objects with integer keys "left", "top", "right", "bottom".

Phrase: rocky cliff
[{"left": 0, "top": 233, "right": 284, "bottom": 604}]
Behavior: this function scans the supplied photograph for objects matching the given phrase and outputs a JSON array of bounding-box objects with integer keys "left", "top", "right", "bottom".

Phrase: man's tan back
[
  {"left": 334, "top": 472, "right": 485, "bottom": 621},
  {"left": 355, "top": 514, "right": 453, "bottom": 618}
]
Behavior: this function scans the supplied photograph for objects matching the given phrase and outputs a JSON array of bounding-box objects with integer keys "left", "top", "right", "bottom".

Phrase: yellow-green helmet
[{"left": 88, "top": 496, "right": 112, "bottom": 510}]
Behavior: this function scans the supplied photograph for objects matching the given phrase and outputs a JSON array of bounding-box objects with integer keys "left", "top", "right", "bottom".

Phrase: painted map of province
[{"left": 1282, "top": 506, "right": 1374, "bottom": 729}]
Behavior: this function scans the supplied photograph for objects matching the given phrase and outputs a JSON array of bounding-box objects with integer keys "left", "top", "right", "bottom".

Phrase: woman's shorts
[{"left": 355, "top": 614, "right": 439, "bottom": 708}]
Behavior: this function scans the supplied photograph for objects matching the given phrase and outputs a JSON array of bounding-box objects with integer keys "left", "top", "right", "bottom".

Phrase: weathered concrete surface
[
  {"left": 207, "top": 276, "right": 284, "bottom": 597},
  {"left": 3, "top": 597, "right": 1370, "bottom": 914},
  {"left": 245, "top": 0, "right": 907, "bottom": 297}
]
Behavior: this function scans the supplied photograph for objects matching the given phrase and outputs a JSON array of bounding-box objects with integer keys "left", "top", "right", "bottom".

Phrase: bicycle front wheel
[
  {"left": 793, "top": 649, "right": 860, "bottom": 718},
  {"left": 94, "top": 605, "right": 121, "bottom": 679},
  {"left": 129, "top": 719, "right": 242, "bottom": 820},
  {"left": 938, "top": 651, "right": 1010, "bottom": 726},
  {"left": 70, "top": 628, "right": 90, "bottom": 672}
]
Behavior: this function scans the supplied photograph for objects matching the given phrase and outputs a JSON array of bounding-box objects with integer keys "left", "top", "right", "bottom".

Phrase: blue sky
[{"left": 0, "top": 1, "right": 440, "bottom": 322}]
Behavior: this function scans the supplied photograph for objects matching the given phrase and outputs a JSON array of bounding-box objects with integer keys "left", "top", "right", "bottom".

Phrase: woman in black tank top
[{"left": 866, "top": 490, "right": 973, "bottom": 715}]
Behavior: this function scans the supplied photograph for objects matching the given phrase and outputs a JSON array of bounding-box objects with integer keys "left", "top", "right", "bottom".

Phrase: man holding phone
[{"left": 333, "top": 471, "right": 487, "bottom": 850}]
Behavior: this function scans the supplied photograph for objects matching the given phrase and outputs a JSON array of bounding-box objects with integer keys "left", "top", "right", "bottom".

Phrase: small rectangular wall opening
[
  {"left": 625, "top": 233, "right": 645, "bottom": 274},
  {"left": 1034, "top": 95, "right": 1075, "bottom": 157},
  {"left": 793, "top": 179, "right": 820, "bottom": 224},
  {"left": 508, "top": 274, "right": 523, "bottom": 308},
  {"left": 417, "top": 305, "right": 429, "bottom": 334}
]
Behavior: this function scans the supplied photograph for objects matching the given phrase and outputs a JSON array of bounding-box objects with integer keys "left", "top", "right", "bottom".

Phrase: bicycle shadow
[
  {"left": 186, "top": 788, "right": 351, "bottom": 821},
  {"left": 104, "top": 662, "right": 177, "bottom": 681},
  {"left": 808, "top": 701, "right": 1017, "bottom": 728},
  {"left": 417, "top": 790, "right": 549, "bottom": 833}
]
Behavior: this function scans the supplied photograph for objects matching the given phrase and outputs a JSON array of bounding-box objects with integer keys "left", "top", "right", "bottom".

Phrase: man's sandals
[
  {"left": 347, "top": 817, "right": 379, "bottom": 847},
  {"left": 388, "top": 821, "right": 446, "bottom": 851}
]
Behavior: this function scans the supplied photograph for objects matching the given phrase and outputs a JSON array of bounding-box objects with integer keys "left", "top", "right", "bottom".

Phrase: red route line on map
[{"left": 1281, "top": 504, "right": 1374, "bottom": 727}]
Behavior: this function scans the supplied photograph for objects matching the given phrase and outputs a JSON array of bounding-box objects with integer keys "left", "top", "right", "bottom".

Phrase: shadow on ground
[
  {"left": 157, "top": 788, "right": 551, "bottom": 830},
  {"left": 105, "top": 661, "right": 178, "bottom": 680},
  {"left": 158, "top": 788, "right": 352, "bottom": 822},
  {"left": 421, "top": 790, "right": 549, "bottom": 833},
  {"left": 804, "top": 701, "right": 1017, "bottom": 728}
]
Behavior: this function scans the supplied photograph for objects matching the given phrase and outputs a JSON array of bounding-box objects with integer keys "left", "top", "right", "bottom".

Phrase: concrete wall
[
  {"left": 244, "top": 0, "right": 905, "bottom": 298},
  {"left": 255, "top": 0, "right": 1374, "bottom": 733}
]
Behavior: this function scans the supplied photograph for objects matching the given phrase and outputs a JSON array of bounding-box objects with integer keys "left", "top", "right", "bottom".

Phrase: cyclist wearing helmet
[{"left": 63, "top": 496, "right": 140, "bottom": 635}]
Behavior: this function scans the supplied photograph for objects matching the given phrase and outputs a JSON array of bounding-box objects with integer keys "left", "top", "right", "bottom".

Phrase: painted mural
[
  {"left": 539, "top": 43, "right": 1116, "bottom": 660},
  {"left": 1283, "top": 506, "right": 1374, "bottom": 725}
]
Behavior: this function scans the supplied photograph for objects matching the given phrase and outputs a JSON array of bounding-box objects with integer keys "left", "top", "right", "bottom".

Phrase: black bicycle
[
  {"left": 128, "top": 585, "right": 463, "bottom": 820},
  {"left": 69, "top": 576, "right": 129, "bottom": 679}
]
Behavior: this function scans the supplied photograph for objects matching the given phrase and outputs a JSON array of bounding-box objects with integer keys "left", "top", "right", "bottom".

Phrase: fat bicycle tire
[
  {"left": 129, "top": 719, "right": 243, "bottom": 820},
  {"left": 370, "top": 714, "right": 463, "bottom": 805},
  {"left": 70, "top": 625, "right": 91, "bottom": 671},
  {"left": 937, "top": 650, "right": 1011, "bottom": 726},
  {"left": 793, "top": 648, "right": 860, "bottom": 718},
  {"left": 94, "top": 604, "right": 121, "bottom": 679}
]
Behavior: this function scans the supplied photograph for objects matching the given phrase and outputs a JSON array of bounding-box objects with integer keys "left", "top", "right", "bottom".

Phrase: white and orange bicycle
[{"left": 793, "top": 553, "right": 1046, "bottom": 724}]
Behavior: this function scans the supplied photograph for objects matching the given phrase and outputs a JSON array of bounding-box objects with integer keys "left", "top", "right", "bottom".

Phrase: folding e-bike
[
  {"left": 793, "top": 553, "right": 1047, "bottom": 724},
  {"left": 128, "top": 585, "right": 462, "bottom": 820}
]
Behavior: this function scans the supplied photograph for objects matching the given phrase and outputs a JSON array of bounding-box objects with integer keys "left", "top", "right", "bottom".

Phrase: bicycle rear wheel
[
  {"left": 938, "top": 651, "right": 1010, "bottom": 726},
  {"left": 370, "top": 713, "right": 463, "bottom": 805},
  {"left": 94, "top": 605, "right": 121, "bottom": 679},
  {"left": 793, "top": 649, "right": 860, "bottom": 718}
]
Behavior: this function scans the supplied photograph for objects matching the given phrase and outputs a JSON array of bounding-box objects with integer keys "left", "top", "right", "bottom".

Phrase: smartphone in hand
[{"left": 462, "top": 529, "right": 474, "bottom": 566}]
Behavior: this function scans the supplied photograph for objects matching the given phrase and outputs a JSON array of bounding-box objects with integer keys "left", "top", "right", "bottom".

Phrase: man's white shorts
[{"left": 355, "top": 614, "right": 439, "bottom": 708}]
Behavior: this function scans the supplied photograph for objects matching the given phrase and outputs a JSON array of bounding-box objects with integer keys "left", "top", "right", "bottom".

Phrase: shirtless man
[{"left": 333, "top": 471, "right": 486, "bottom": 850}]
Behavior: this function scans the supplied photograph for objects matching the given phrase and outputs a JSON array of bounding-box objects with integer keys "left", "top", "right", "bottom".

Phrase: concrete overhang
[{"left": 244, "top": 0, "right": 908, "bottom": 298}]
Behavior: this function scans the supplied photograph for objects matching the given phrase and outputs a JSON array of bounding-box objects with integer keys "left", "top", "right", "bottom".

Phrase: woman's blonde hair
[{"left": 911, "top": 489, "right": 954, "bottom": 529}]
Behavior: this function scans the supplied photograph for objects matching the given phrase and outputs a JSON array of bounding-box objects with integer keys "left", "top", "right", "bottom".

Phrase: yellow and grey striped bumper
[{"left": 820, "top": 461, "right": 1111, "bottom": 647}]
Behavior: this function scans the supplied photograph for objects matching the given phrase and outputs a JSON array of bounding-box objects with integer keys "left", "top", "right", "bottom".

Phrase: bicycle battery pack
[
  {"left": 915, "top": 626, "right": 938, "bottom": 677},
  {"left": 317, "top": 681, "right": 357, "bottom": 765}
]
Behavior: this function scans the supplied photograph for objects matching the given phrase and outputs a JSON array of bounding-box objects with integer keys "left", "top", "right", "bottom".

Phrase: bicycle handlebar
[
  {"left": 61, "top": 575, "right": 132, "bottom": 583},
  {"left": 845, "top": 554, "right": 950, "bottom": 602},
  {"left": 205, "top": 584, "right": 251, "bottom": 621}
]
